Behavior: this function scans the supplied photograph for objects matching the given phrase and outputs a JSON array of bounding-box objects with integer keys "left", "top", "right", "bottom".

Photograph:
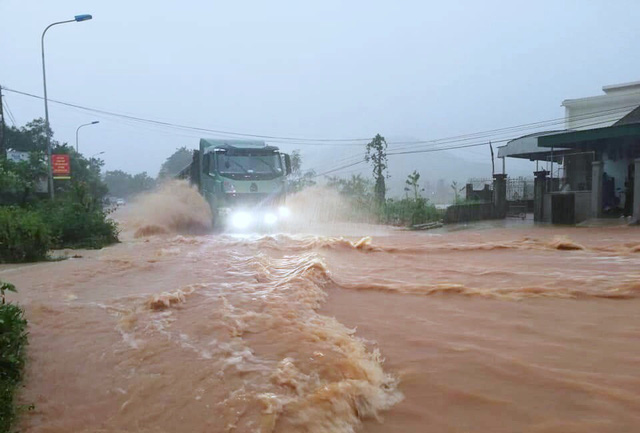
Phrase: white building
[{"left": 498, "top": 81, "right": 640, "bottom": 224}]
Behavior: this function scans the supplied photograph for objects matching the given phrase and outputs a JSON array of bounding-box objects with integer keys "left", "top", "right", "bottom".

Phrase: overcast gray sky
[{"left": 1, "top": 0, "right": 639, "bottom": 185}]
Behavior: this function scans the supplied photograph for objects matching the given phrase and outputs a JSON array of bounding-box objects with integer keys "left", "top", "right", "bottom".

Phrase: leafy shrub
[
  {"left": 0, "top": 282, "right": 28, "bottom": 432},
  {"left": 0, "top": 153, "right": 48, "bottom": 207},
  {"left": 383, "top": 197, "right": 441, "bottom": 227},
  {"left": 37, "top": 198, "right": 119, "bottom": 249},
  {"left": 0, "top": 207, "right": 51, "bottom": 263},
  {"left": 327, "top": 172, "right": 442, "bottom": 227}
]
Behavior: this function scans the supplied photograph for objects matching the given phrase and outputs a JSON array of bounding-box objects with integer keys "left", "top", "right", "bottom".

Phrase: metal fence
[
  {"left": 506, "top": 177, "right": 534, "bottom": 201},
  {"left": 467, "top": 177, "right": 493, "bottom": 190},
  {"left": 467, "top": 177, "right": 534, "bottom": 201}
]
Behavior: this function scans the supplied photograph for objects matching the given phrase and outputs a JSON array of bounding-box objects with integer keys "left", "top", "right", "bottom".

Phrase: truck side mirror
[{"left": 284, "top": 154, "right": 292, "bottom": 175}]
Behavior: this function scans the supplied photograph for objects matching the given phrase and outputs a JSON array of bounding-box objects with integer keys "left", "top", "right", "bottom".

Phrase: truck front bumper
[{"left": 220, "top": 206, "right": 291, "bottom": 230}]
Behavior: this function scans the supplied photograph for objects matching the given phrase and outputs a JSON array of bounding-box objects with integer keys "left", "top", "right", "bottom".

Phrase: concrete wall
[
  {"left": 574, "top": 191, "right": 592, "bottom": 223},
  {"left": 465, "top": 184, "right": 492, "bottom": 202},
  {"left": 634, "top": 159, "right": 640, "bottom": 223},
  {"left": 544, "top": 191, "right": 592, "bottom": 224},
  {"left": 543, "top": 194, "right": 552, "bottom": 222},
  {"left": 444, "top": 202, "right": 496, "bottom": 224},
  {"left": 591, "top": 161, "right": 604, "bottom": 218}
]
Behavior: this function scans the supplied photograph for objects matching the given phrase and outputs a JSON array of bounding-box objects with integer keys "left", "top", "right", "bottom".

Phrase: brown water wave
[
  {"left": 330, "top": 278, "right": 640, "bottom": 300},
  {"left": 229, "top": 233, "right": 640, "bottom": 256},
  {"left": 89, "top": 248, "right": 402, "bottom": 433},
  {"left": 209, "top": 234, "right": 640, "bottom": 300}
]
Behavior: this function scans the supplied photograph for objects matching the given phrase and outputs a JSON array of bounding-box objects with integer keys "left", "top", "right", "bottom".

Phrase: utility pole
[
  {"left": 0, "top": 85, "right": 5, "bottom": 159},
  {"left": 41, "top": 15, "right": 94, "bottom": 199},
  {"left": 489, "top": 141, "right": 495, "bottom": 176}
]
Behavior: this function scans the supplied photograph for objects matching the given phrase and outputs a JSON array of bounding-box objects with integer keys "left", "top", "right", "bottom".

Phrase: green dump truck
[{"left": 177, "top": 139, "right": 292, "bottom": 229}]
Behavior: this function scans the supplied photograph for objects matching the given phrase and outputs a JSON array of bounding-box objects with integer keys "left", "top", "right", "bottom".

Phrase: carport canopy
[
  {"left": 537, "top": 123, "right": 640, "bottom": 149},
  {"left": 497, "top": 131, "right": 571, "bottom": 161}
]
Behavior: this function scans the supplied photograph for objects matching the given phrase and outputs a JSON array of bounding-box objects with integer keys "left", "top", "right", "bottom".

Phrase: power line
[
  {"left": 4, "top": 85, "right": 638, "bottom": 151},
  {"left": 6, "top": 83, "right": 635, "bottom": 181},
  {"left": 2, "top": 97, "right": 17, "bottom": 126},
  {"left": 311, "top": 112, "right": 632, "bottom": 178},
  {"left": 386, "top": 104, "right": 638, "bottom": 152},
  {"left": 312, "top": 142, "right": 495, "bottom": 178},
  {"left": 306, "top": 111, "right": 634, "bottom": 174},
  {"left": 2, "top": 87, "right": 370, "bottom": 144},
  {"left": 311, "top": 160, "right": 367, "bottom": 178},
  {"left": 388, "top": 141, "right": 497, "bottom": 156}
]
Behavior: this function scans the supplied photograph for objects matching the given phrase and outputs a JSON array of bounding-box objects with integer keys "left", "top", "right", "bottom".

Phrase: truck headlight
[
  {"left": 278, "top": 206, "right": 291, "bottom": 218},
  {"left": 231, "top": 211, "right": 252, "bottom": 229}
]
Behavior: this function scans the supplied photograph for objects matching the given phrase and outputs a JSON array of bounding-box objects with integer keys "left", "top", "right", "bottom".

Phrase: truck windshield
[{"left": 216, "top": 153, "right": 284, "bottom": 180}]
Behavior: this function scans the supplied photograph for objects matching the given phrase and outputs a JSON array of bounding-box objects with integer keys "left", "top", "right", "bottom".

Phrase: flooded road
[{"left": 2, "top": 214, "right": 640, "bottom": 432}]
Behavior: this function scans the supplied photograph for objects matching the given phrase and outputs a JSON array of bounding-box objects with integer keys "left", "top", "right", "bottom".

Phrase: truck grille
[{"left": 222, "top": 193, "right": 283, "bottom": 207}]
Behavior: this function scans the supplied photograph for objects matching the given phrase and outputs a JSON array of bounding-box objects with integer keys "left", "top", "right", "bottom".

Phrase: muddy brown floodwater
[{"left": 2, "top": 213, "right": 640, "bottom": 432}]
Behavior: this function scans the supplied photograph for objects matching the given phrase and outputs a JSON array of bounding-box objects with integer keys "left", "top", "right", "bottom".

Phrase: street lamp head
[
  {"left": 91, "top": 121, "right": 100, "bottom": 124},
  {"left": 74, "top": 14, "right": 93, "bottom": 22}
]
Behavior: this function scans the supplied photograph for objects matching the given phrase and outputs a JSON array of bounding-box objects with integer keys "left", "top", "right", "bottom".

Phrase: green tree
[
  {"left": 1, "top": 118, "right": 51, "bottom": 205},
  {"left": 327, "top": 174, "right": 373, "bottom": 200},
  {"left": 4, "top": 118, "right": 55, "bottom": 152},
  {"left": 104, "top": 170, "right": 132, "bottom": 197},
  {"left": 451, "top": 180, "right": 461, "bottom": 204},
  {"left": 0, "top": 154, "right": 47, "bottom": 205},
  {"left": 288, "top": 150, "right": 316, "bottom": 192},
  {"left": 1, "top": 118, "right": 108, "bottom": 204},
  {"left": 290, "top": 150, "right": 302, "bottom": 174},
  {"left": 405, "top": 170, "right": 423, "bottom": 200},
  {"left": 365, "top": 134, "right": 388, "bottom": 205},
  {"left": 131, "top": 172, "right": 156, "bottom": 193},
  {"left": 158, "top": 147, "right": 193, "bottom": 179},
  {"left": 104, "top": 170, "right": 156, "bottom": 198}
]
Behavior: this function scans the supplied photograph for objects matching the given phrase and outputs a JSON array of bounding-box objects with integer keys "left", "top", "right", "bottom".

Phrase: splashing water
[{"left": 126, "top": 180, "right": 213, "bottom": 238}]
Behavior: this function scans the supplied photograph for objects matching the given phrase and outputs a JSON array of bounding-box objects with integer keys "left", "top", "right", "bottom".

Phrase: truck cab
[{"left": 179, "top": 139, "right": 292, "bottom": 229}]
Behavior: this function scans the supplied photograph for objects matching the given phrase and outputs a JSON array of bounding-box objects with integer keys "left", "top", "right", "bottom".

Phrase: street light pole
[
  {"left": 76, "top": 120, "right": 100, "bottom": 153},
  {"left": 41, "top": 14, "right": 93, "bottom": 199}
]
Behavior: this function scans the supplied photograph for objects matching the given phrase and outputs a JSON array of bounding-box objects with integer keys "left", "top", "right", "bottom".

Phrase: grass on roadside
[
  {"left": 0, "top": 198, "right": 119, "bottom": 264},
  {"left": 0, "top": 282, "right": 28, "bottom": 433}
]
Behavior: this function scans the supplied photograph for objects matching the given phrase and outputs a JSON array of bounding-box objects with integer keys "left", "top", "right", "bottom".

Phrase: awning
[
  {"left": 538, "top": 123, "right": 640, "bottom": 148},
  {"left": 497, "top": 131, "right": 571, "bottom": 160}
]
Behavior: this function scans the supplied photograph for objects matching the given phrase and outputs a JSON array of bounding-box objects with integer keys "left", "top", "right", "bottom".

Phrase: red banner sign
[{"left": 52, "top": 154, "right": 71, "bottom": 179}]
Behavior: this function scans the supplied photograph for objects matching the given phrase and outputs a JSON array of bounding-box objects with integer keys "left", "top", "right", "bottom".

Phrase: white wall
[{"left": 563, "top": 81, "right": 640, "bottom": 130}]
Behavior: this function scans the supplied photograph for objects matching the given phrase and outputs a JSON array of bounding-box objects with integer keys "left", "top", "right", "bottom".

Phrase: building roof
[
  {"left": 562, "top": 81, "right": 640, "bottom": 110},
  {"left": 199, "top": 138, "right": 281, "bottom": 154},
  {"left": 537, "top": 123, "right": 640, "bottom": 149},
  {"left": 602, "top": 81, "right": 640, "bottom": 94},
  {"left": 200, "top": 138, "right": 267, "bottom": 149},
  {"left": 613, "top": 105, "right": 640, "bottom": 126},
  {"left": 497, "top": 131, "right": 571, "bottom": 160}
]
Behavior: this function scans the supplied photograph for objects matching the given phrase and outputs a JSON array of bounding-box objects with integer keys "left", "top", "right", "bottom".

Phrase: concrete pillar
[
  {"left": 493, "top": 173, "right": 507, "bottom": 218},
  {"left": 465, "top": 183, "right": 473, "bottom": 201},
  {"left": 533, "top": 170, "right": 548, "bottom": 222},
  {"left": 591, "top": 161, "right": 603, "bottom": 219},
  {"left": 633, "top": 158, "right": 640, "bottom": 223}
]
